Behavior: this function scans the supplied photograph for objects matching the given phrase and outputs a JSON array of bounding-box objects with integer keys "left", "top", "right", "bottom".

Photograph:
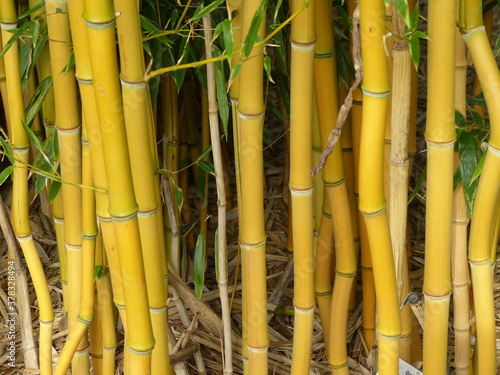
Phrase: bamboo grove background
[{"left": 0, "top": 0, "right": 499, "bottom": 374}]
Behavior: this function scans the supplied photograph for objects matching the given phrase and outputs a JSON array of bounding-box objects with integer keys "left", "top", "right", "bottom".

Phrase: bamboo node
[
  {"left": 290, "top": 40, "right": 316, "bottom": 49},
  {"left": 84, "top": 19, "right": 116, "bottom": 30},
  {"left": 422, "top": 292, "right": 451, "bottom": 301},
  {"left": 360, "top": 206, "right": 386, "bottom": 218},
  {"left": 56, "top": 125, "right": 82, "bottom": 134},
  {"left": 462, "top": 26, "right": 485, "bottom": 40},
  {"left": 128, "top": 347, "right": 154, "bottom": 355},
  {"left": 361, "top": 88, "right": 390, "bottom": 98},
  {"left": 329, "top": 360, "right": 348, "bottom": 370},
  {"left": 469, "top": 258, "right": 491, "bottom": 266},
  {"left": 137, "top": 208, "right": 159, "bottom": 218},
  {"left": 247, "top": 345, "right": 268, "bottom": 353},
  {"left": 324, "top": 177, "right": 346, "bottom": 188},
  {"left": 239, "top": 239, "right": 266, "bottom": 250},
  {"left": 289, "top": 186, "right": 313, "bottom": 195},
  {"left": 120, "top": 78, "right": 146, "bottom": 88},
  {"left": 314, "top": 51, "right": 335, "bottom": 59},
  {"left": 315, "top": 290, "right": 333, "bottom": 297},
  {"left": 77, "top": 316, "right": 92, "bottom": 325},
  {"left": 237, "top": 110, "right": 265, "bottom": 120}
]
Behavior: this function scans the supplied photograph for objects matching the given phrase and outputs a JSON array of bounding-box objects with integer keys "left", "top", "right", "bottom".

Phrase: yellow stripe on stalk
[
  {"left": 459, "top": 2, "right": 500, "bottom": 371},
  {"left": 289, "top": 0, "right": 315, "bottom": 373},
  {"left": 84, "top": 1, "right": 154, "bottom": 373},
  {"left": 0, "top": 3, "right": 54, "bottom": 373},
  {"left": 422, "top": 0, "right": 456, "bottom": 374},
  {"left": 358, "top": 1, "right": 401, "bottom": 373}
]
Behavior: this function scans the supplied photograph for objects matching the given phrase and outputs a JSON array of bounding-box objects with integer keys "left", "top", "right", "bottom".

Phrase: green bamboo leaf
[
  {"left": 408, "top": 164, "right": 426, "bottom": 204},
  {"left": 263, "top": 55, "right": 275, "bottom": 83},
  {"left": 20, "top": 42, "right": 31, "bottom": 85},
  {"left": 273, "top": 0, "right": 284, "bottom": 22},
  {"left": 222, "top": 19, "right": 234, "bottom": 64},
  {"left": 22, "top": 120, "right": 42, "bottom": 151},
  {"left": 411, "top": 30, "right": 430, "bottom": 40},
  {"left": 240, "top": 0, "right": 268, "bottom": 61},
  {"left": 470, "top": 148, "right": 486, "bottom": 185},
  {"left": 19, "top": 0, "right": 45, "bottom": 20},
  {"left": 175, "top": 185, "right": 184, "bottom": 212},
  {"left": 194, "top": 233, "right": 206, "bottom": 299},
  {"left": 93, "top": 265, "right": 105, "bottom": 280},
  {"left": 455, "top": 109, "right": 467, "bottom": 128},
  {"left": 198, "top": 160, "right": 216, "bottom": 176},
  {"left": 336, "top": 5, "right": 352, "bottom": 32},
  {"left": 198, "top": 145, "right": 213, "bottom": 161},
  {"left": 214, "top": 228, "right": 219, "bottom": 282},
  {"left": 0, "top": 134, "right": 14, "bottom": 161},
  {"left": 198, "top": 168, "right": 207, "bottom": 204},
  {"left": 214, "top": 59, "right": 229, "bottom": 135},
  {"left": 61, "top": 51, "right": 75, "bottom": 74},
  {"left": 408, "top": 34, "right": 420, "bottom": 71},
  {"left": 32, "top": 20, "right": 40, "bottom": 48},
  {"left": 0, "top": 166, "right": 13, "bottom": 186},
  {"left": 467, "top": 92, "right": 486, "bottom": 107},
  {"left": 469, "top": 107, "right": 485, "bottom": 128},
  {"left": 494, "top": 34, "right": 500, "bottom": 57},
  {"left": 394, "top": 0, "right": 411, "bottom": 28},
  {"left": 458, "top": 132, "right": 479, "bottom": 217},
  {"left": 410, "top": 2, "right": 420, "bottom": 31},
  {"left": 26, "top": 27, "right": 47, "bottom": 85},
  {"left": 0, "top": 21, "right": 32, "bottom": 59},
  {"left": 48, "top": 180, "right": 61, "bottom": 204},
  {"left": 190, "top": 0, "right": 226, "bottom": 23},
  {"left": 229, "top": 62, "right": 242, "bottom": 87},
  {"left": 26, "top": 76, "right": 53, "bottom": 126}
]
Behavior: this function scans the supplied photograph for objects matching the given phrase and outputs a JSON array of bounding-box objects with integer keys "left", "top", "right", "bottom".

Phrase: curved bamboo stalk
[
  {"left": 459, "top": 2, "right": 500, "bottom": 372},
  {"left": 0, "top": 3, "right": 54, "bottom": 373},
  {"left": 53, "top": 121, "right": 95, "bottom": 375},
  {"left": 346, "top": 0, "right": 376, "bottom": 352},
  {"left": 237, "top": 0, "right": 269, "bottom": 372},
  {"left": 423, "top": 1, "right": 456, "bottom": 373},
  {"left": 314, "top": 1, "right": 356, "bottom": 372},
  {"left": 66, "top": 6, "right": 123, "bottom": 373},
  {"left": 45, "top": 2, "right": 89, "bottom": 373},
  {"left": 358, "top": 1, "right": 401, "bottom": 373},
  {"left": 84, "top": 2, "right": 155, "bottom": 373}
]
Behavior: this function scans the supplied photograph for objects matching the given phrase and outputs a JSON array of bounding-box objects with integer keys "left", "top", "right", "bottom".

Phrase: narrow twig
[
  {"left": 202, "top": 14, "right": 233, "bottom": 374},
  {"left": 311, "top": 9, "right": 363, "bottom": 176}
]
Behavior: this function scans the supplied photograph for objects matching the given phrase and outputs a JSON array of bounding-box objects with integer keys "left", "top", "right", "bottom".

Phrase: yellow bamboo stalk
[
  {"left": 84, "top": 1, "right": 154, "bottom": 373},
  {"left": 0, "top": 3, "right": 54, "bottom": 373},
  {"left": 452, "top": 26, "right": 471, "bottom": 375},
  {"left": 238, "top": 0, "right": 269, "bottom": 372},
  {"left": 289, "top": 0, "right": 315, "bottom": 373},
  {"left": 314, "top": 1, "right": 356, "bottom": 372},
  {"left": 358, "top": 1, "right": 401, "bottom": 373},
  {"left": 459, "top": 2, "right": 500, "bottom": 372},
  {"left": 113, "top": 1, "right": 172, "bottom": 373},
  {"left": 339, "top": 83, "right": 360, "bottom": 319},
  {"left": 346, "top": 0, "right": 376, "bottom": 352},
  {"left": 45, "top": 2, "right": 89, "bottom": 372},
  {"left": 422, "top": 0, "right": 456, "bottom": 373},
  {"left": 54, "top": 121, "right": 95, "bottom": 375},
  {"left": 66, "top": 7, "right": 124, "bottom": 368}
]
